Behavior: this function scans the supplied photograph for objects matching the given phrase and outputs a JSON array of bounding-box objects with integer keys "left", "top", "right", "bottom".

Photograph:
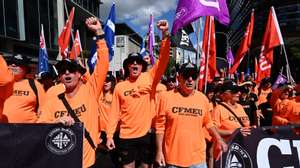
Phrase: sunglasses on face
[
  {"left": 58, "top": 66, "right": 77, "bottom": 75},
  {"left": 167, "top": 78, "right": 176, "bottom": 83},
  {"left": 128, "top": 59, "right": 143, "bottom": 65},
  {"left": 181, "top": 72, "right": 198, "bottom": 80}
]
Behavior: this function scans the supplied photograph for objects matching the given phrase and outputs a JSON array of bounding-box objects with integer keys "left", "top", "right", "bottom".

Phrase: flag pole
[
  {"left": 204, "top": 16, "right": 212, "bottom": 94},
  {"left": 282, "top": 45, "right": 295, "bottom": 84},
  {"left": 63, "top": 0, "right": 76, "bottom": 59},
  {"left": 195, "top": 18, "right": 201, "bottom": 90}
]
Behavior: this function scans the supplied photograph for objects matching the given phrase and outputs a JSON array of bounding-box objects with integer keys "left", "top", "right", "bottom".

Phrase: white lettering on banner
[
  {"left": 199, "top": 0, "right": 220, "bottom": 10},
  {"left": 180, "top": 30, "right": 190, "bottom": 46},
  {"left": 257, "top": 138, "right": 300, "bottom": 168},
  {"left": 259, "top": 59, "right": 271, "bottom": 71},
  {"left": 293, "top": 141, "right": 300, "bottom": 167}
]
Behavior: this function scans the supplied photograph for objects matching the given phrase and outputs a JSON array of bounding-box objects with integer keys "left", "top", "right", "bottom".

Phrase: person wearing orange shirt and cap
[
  {"left": 38, "top": 17, "right": 109, "bottom": 168},
  {"left": 212, "top": 81, "right": 251, "bottom": 140},
  {"left": 2, "top": 54, "right": 46, "bottom": 123},
  {"left": 155, "top": 62, "right": 227, "bottom": 168},
  {"left": 0, "top": 54, "right": 14, "bottom": 120},
  {"left": 106, "top": 20, "right": 170, "bottom": 168}
]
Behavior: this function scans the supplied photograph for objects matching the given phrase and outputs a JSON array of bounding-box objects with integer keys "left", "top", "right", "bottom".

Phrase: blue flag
[
  {"left": 87, "top": 39, "right": 97, "bottom": 73},
  {"left": 38, "top": 24, "right": 49, "bottom": 77},
  {"left": 88, "top": 4, "right": 115, "bottom": 73},
  {"left": 104, "top": 4, "right": 116, "bottom": 61}
]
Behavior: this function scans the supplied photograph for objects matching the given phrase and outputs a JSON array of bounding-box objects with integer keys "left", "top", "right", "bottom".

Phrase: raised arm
[
  {"left": 85, "top": 17, "right": 109, "bottom": 100},
  {"left": 150, "top": 20, "right": 170, "bottom": 93}
]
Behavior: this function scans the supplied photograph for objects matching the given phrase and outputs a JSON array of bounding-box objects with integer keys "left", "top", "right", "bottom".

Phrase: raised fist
[
  {"left": 85, "top": 17, "right": 104, "bottom": 35},
  {"left": 157, "top": 20, "right": 169, "bottom": 32}
]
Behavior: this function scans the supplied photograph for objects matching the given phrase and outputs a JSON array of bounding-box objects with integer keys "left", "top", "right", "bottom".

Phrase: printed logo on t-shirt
[
  {"left": 100, "top": 98, "right": 112, "bottom": 105},
  {"left": 172, "top": 107, "right": 203, "bottom": 117},
  {"left": 45, "top": 127, "right": 76, "bottom": 155},
  {"left": 229, "top": 116, "right": 249, "bottom": 123},
  {"left": 124, "top": 89, "right": 136, "bottom": 96},
  {"left": 13, "top": 90, "right": 29, "bottom": 96},
  {"left": 54, "top": 104, "right": 87, "bottom": 118}
]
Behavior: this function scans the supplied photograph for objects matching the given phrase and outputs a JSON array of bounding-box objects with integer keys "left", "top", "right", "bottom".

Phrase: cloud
[{"left": 100, "top": 0, "right": 177, "bottom": 32}]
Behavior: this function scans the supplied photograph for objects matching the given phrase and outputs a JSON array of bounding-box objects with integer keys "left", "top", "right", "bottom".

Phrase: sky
[{"left": 99, "top": 0, "right": 177, "bottom": 37}]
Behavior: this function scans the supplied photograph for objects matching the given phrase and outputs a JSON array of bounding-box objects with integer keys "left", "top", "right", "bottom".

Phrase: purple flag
[
  {"left": 172, "top": 0, "right": 230, "bottom": 35},
  {"left": 148, "top": 14, "right": 155, "bottom": 65},
  {"left": 226, "top": 47, "right": 234, "bottom": 66},
  {"left": 272, "top": 73, "right": 287, "bottom": 89}
]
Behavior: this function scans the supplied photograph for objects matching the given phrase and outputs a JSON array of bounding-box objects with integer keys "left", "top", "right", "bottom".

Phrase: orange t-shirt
[
  {"left": 3, "top": 79, "right": 46, "bottom": 123},
  {"left": 106, "top": 39, "right": 170, "bottom": 139},
  {"left": 212, "top": 102, "right": 250, "bottom": 138},
  {"left": 0, "top": 55, "right": 14, "bottom": 119},
  {"left": 284, "top": 101, "right": 300, "bottom": 124},
  {"left": 203, "top": 102, "right": 214, "bottom": 142},
  {"left": 38, "top": 39, "right": 109, "bottom": 168},
  {"left": 258, "top": 88, "right": 272, "bottom": 105},
  {"left": 155, "top": 90, "right": 214, "bottom": 167},
  {"left": 98, "top": 91, "right": 113, "bottom": 132},
  {"left": 272, "top": 99, "right": 293, "bottom": 125}
]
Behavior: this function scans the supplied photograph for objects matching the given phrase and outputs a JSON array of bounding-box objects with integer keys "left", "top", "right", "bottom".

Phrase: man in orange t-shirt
[
  {"left": 106, "top": 20, "right": 170, "bottom": 168},
  {"left": 272, "top": 85, "right": 296, "bottom": 125},
  {"left": 155, "top": 63, "right": 227, "bottom": 168},
  {"left": 212, "top": 81, "right": 251, "bottom": 139},
  {"left": 38, "top": 17, "right": 109, "bottom": 168},
  {"left": 257, "top": 77, "right": 272, "bottom": 106},
  {"left": 0, "top": 54, "right": 14, "bottom": 119},
  {"left": 2, "top": 54, "right": 46, "bottom": 123}
]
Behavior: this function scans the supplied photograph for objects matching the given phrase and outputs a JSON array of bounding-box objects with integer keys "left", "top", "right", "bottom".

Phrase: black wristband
[{"left": 95, "top": 34, "right": 105, "bottom": 40}]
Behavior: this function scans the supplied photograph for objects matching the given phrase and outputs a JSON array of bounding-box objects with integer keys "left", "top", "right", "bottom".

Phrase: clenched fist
[
  {"left": 85, "top": 17, "right": 104, "bottom": 35},
  {"left": 157, "top": 20, "right": 169, "bottom": 32}
]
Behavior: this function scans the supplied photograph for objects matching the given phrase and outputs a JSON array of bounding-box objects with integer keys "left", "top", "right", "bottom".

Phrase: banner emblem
[
  {"left": 225, "top": 143, "right": 253, "bottom": 168},
  {"left": 45, "top": 127, "right": 77, "bottom": 155}
]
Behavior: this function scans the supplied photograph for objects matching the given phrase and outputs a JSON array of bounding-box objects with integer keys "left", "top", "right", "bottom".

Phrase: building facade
[
  {"left": 110, "top": 23, "right": 142, "bottom": 72},
  {"left": 0, "top": 0, "right": 100, "bottom": 63}
]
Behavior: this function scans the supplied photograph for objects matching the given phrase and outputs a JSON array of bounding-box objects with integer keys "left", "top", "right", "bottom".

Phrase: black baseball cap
[
  {"left": 7, "top": 54, "right": 31, "bottom": 67},
  {"left": 220, "top": 81, "right": 239, "bottom": 93},
  {"left": 178, "top": 62, "right": 199, "bottom": 80},
  {"left": 106, "top": 71, "right": 116, "bottom": 82}
]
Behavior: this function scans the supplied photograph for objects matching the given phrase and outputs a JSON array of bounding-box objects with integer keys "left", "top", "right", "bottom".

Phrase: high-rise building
[{"left": 0, "top": 0, "right": 101, "bottom": 62}]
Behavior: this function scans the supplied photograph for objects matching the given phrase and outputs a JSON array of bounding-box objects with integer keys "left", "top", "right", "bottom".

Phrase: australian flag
[
  {"left": 88, "top": 4, "right": 115, "bottom": 73},
  {"left": 38, "top": 24, "right": 49, "bottom": 77}
]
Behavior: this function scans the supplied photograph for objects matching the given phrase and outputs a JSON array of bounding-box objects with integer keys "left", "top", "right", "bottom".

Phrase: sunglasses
[
  {"left": 181, "top": 71, "right": 198, "bottom": 80},
  {"left": 57, "top": 66, "right": 77, "bottom": 75}
]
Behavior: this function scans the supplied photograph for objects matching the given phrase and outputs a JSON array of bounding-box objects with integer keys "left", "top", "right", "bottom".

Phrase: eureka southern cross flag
[
  {"left": 104, "top": 3, "right": 116, "bottom": 61},
  {"left": 172, "top": 0, "right": 230, "bottom": 35}
]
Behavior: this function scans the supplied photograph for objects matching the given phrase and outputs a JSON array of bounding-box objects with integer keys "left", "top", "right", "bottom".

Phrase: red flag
[
  {"left": 58, "top": 7, "right": 75, "bottom": 59},
  {"left": 228, "top": 10, "right": 254, "bottom": 74},
  {"left": 198, "top": 16, "right": 216, "bottom": 91},
  {"left": 70, "top": 30, "right": 82, "bottom": 60},
  {"left": 257, "top": 7, "right": 283, "bottom": 82}
]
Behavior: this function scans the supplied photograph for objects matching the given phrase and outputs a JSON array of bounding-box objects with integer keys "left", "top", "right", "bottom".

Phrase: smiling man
[
  {"left": 38, "top": 17, "right": 109, "bottom": 168},
  {"left": 106, "top": 20, "right": 170, "bottom": 168},
  {"left": 155, "top": 62, "right": 227, "bottom": 168}
]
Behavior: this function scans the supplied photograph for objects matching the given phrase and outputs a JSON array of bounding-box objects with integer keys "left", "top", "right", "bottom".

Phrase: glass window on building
[
  {"left": 39, "top": 0, "right": 51, "bottom": 47},
  {"left": 0, "top": 0, "right": 4, "bottom": 35},
  {"left": 24, "top": 0, "right": 39, "bottom": 44},
  {"left": 4, "top": 0, "right": 19, "bottom": 39},
  {"left": 49, "top": 0, "right": 58, "bottom": 49}
]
